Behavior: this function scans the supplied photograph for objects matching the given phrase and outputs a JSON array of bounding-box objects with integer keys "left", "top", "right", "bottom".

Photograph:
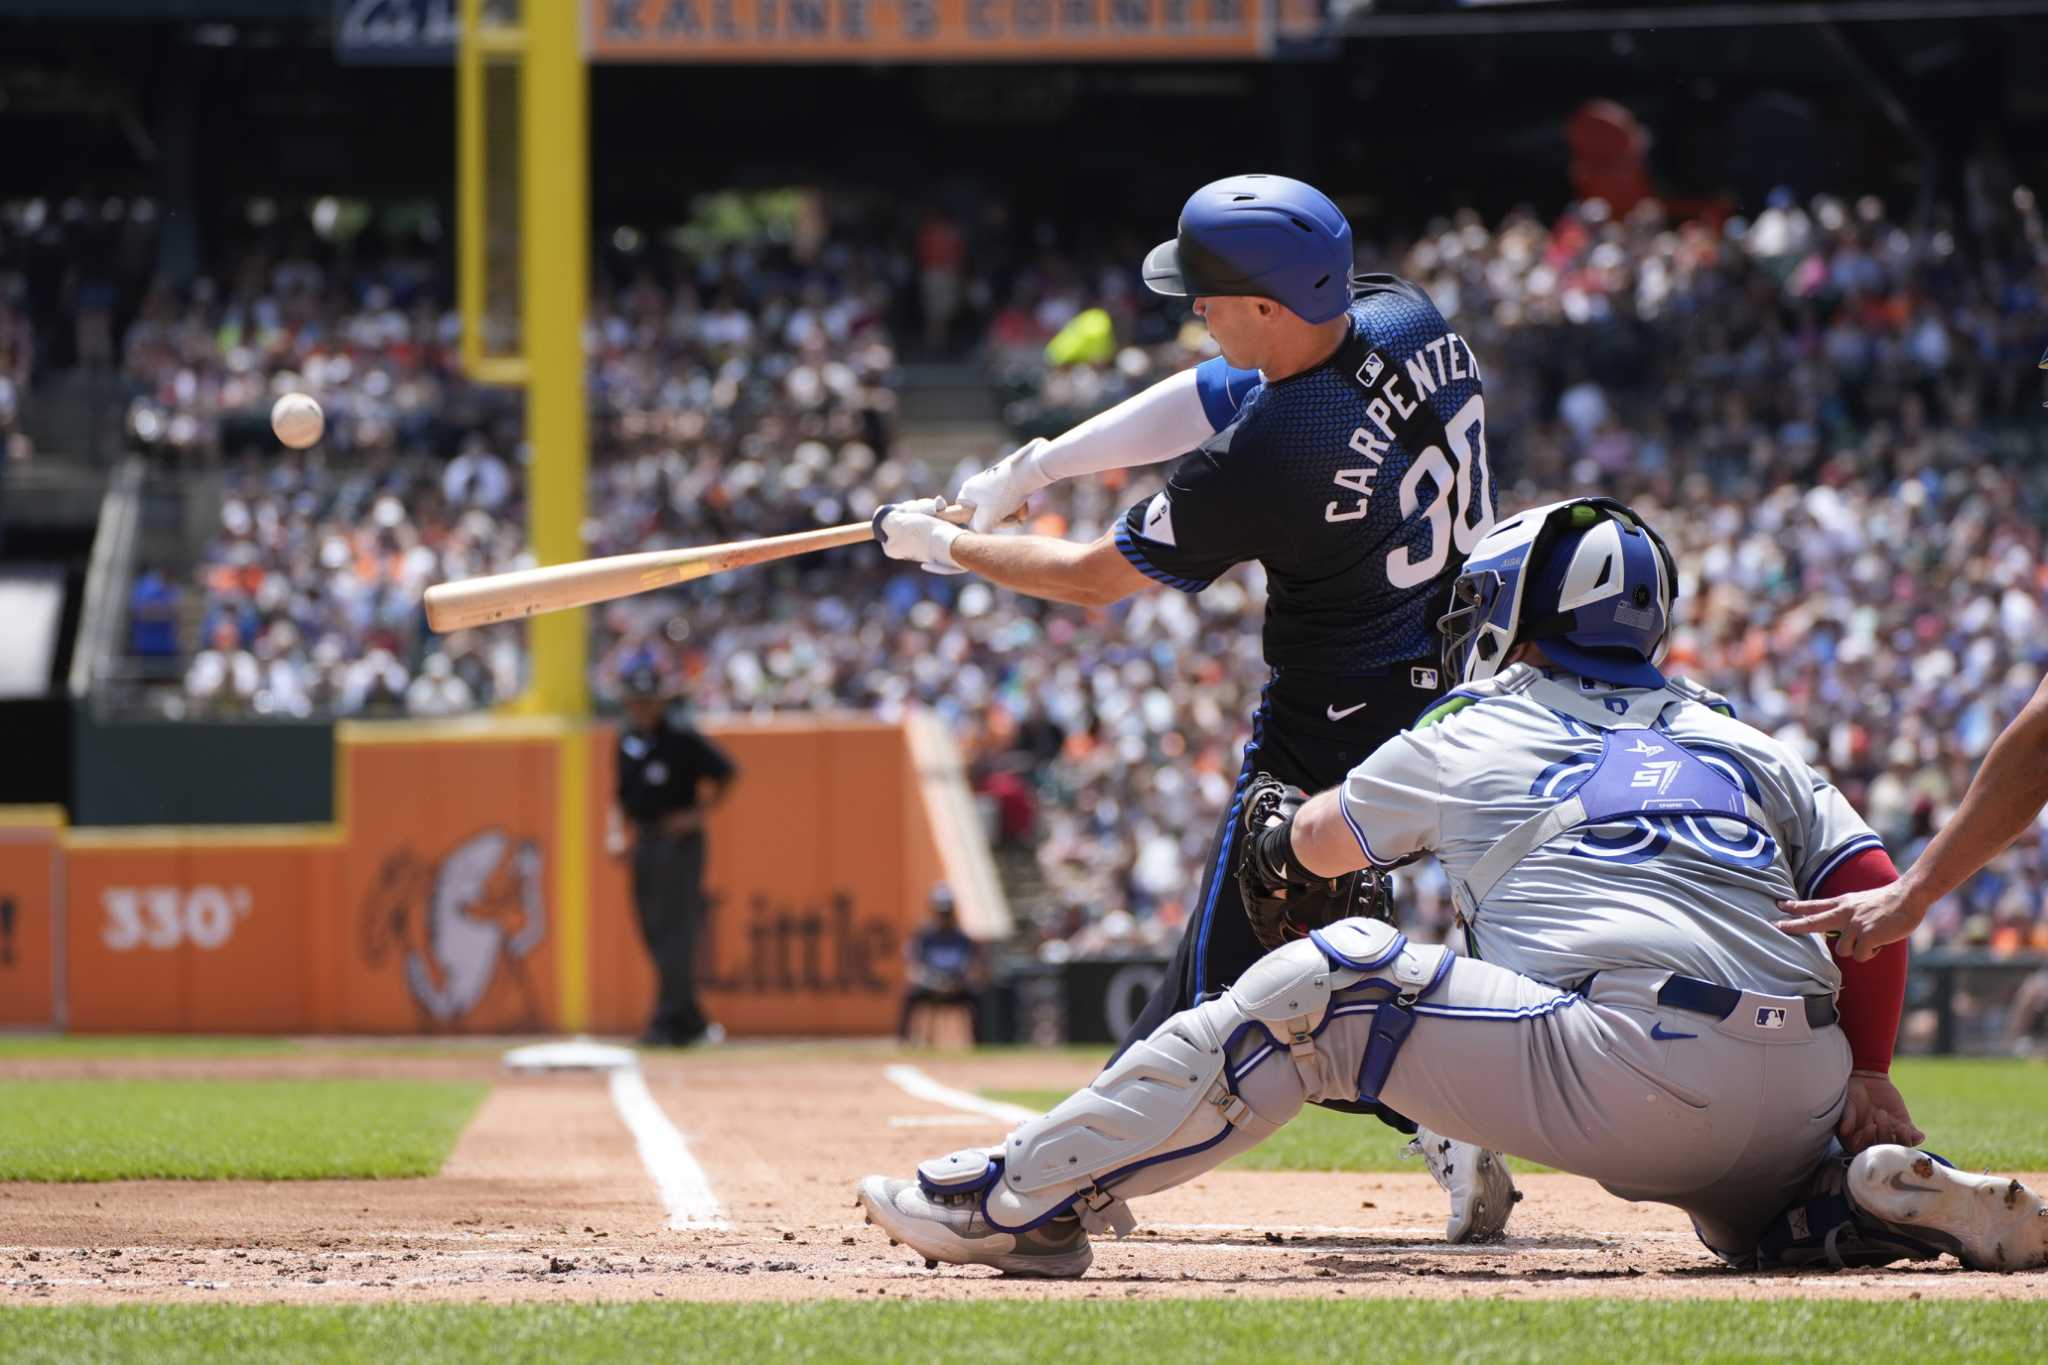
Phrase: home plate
[{"left": 504, "top": 1037, "right": 639, "bottom": 1072}]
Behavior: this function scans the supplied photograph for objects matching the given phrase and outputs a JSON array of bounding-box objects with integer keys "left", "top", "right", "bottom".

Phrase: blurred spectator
[
  {"left": 898, "top": 885, "right": 984, "bottom": 1045},
  {"left": 128, "top": 569, "right": 181, "bottom": 665},
  {"left": 916, "top": 211, "right": 966, "bottom": 352},
  {"left": 184, "top": 618, "right": 259, "bottom": 713},
  {"left": 406, "top": 653, "right": 476, "bottom": 717},
  {"left": 442, "top": 434, "right": 513, "bottom": 511}
]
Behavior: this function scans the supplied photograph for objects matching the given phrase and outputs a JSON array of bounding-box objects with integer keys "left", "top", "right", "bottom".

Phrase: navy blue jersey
[{"left": 1115, "top": 275, "right": 1496, "bottom": 673}]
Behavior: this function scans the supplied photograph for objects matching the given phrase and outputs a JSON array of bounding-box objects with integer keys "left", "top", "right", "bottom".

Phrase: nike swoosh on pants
[
  {"left": 1650, "top": 1023, "right": 1698, "bottom": 1041},
  {"left": 1326, "top": 701, "right": 1369, "bottom": 721}
]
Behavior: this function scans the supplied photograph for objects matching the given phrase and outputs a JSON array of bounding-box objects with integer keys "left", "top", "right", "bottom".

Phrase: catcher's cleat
[
  {"left": 1847, "top": 1146, "right": 2048, "bottom": 1272},
  {"left": 1407, "top": 1127, "right": 1520, "bottom": 1244},
  {"left": 855, "top": 1175, "right": 1093, "bottom": 1278}
]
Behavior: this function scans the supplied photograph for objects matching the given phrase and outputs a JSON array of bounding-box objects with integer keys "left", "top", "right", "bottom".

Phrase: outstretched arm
[
  {"left": 958, "top": 366, "right": 1243, "bottom": 532},
  {"left": 872, "top": 498, "right": 1154, "bottom": 607},
  {"left": 949, "top": 529, "right": 1153, "bottom": 608},
  {"left": 1779, "top": 672, "right": 2048, "bottom": 957}
]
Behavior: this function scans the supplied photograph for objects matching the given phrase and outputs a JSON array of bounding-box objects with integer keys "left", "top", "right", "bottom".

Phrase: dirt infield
[{"left": 3, "top": 1043, "right": 2042, "bottom": 1305}]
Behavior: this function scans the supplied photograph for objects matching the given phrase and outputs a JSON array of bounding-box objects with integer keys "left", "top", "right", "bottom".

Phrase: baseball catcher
[{"left": 856, "top": 496, "right": 2048, "bottom": 1277}]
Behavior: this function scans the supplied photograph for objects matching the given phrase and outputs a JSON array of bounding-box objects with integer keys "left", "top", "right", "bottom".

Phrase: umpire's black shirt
[{"left": 616, "top": 712, "right": 737, "bottom": 831}]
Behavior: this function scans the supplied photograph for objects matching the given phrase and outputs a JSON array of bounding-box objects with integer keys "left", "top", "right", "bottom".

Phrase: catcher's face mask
[
  {"left": 1437, "top": 504, "right": 1552, "bottom": 687},
  {"left": 1438, "top": 497, "right": 1677, "bottom": 688}
]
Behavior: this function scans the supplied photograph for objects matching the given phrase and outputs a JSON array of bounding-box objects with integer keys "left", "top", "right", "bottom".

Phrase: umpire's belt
[{"left": 1658, "top": 974, "right": 1837, "bottom": 1029}]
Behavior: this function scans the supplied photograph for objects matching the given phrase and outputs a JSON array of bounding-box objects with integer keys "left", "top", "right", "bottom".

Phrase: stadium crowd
[
  {"left": 107, "top": 184, "right": 2048, "bottom": 992},
  {"left": 143, "top": 223, "right": 900, "bottom": 718}
]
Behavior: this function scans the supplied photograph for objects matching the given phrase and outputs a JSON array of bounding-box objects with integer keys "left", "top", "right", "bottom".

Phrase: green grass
[
  {"left": 0, "top": 1035, "right": 534, "bottom": 1061},
  {"left": 0, "top": 1079, "right": 487, "bottom": 1181},
  {"left": 1, "top": 1301, "right": 2043, "bottom": 1364},
  {"left": 987, "top": 1056, "right": 2048, "bottom": 1175},
  {"left": 1889, "top": 1058, "right": 2048, "bottom": 1170}
]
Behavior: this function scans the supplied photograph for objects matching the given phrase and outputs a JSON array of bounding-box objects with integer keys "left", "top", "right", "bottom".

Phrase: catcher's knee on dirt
[{"left": 919, "top": 919, "right": 1450, "bottom": 1235}]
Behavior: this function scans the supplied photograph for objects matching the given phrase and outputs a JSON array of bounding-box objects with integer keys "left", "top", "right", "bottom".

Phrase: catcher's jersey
[
  {"left": 1115, "top": 274, "right": 1495, "bottom": 673},
  {"left": 1338, "top": 665, "right": 1882, "bottom": 998}
]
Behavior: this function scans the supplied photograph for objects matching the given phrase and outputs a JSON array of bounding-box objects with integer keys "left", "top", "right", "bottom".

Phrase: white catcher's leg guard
[{"left": 915, "top": 918, "right": 1452, "bottom": 1239}]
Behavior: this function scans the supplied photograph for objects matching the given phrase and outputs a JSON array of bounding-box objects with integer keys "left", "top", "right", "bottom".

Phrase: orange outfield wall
[
  {"left": 0, "top": 811, "right": 62, "bottom": 1027},
  {"left": 24, "top": 717, "right": 950, "bottom": 1035},
  {"left": 585, "top": 719, "right": 934, "bottom": 1037}
]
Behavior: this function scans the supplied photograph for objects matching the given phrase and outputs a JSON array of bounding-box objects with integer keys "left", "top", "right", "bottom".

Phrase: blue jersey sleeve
[
  {"left": 1115, "top": 421, "right": 1270, "bottom": 594},
  {"left": 1193, "top": 357, "right": 1261, "bottom": 431}
]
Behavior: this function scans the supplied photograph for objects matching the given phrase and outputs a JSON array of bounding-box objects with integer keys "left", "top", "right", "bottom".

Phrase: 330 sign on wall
[{"left": 101, "top": 886, "right": 253, "bottom": 951}]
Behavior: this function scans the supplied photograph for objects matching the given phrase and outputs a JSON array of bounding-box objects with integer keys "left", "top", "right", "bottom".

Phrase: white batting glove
[
  {"left": 872, "top": 496, "right": 965, "bottom": 575},
  {"left": 958, "top": 438, "right": 1053, "bottom": 533}
]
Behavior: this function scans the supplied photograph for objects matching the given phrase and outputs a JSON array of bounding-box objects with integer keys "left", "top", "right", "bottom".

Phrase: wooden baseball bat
[{"left": 424, "top": 502, "right": 975, "bottom": 633}]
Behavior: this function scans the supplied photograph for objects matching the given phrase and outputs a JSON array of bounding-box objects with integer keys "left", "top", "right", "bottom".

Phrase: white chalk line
[
  {"left": 608, "top": 1064, "right": 727, "bottom": 1230},
  {"left": 882, "top": 1063, "right": 1039, "bottom": 1124}
]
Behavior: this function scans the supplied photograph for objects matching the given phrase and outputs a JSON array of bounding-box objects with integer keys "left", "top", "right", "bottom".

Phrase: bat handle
[{"left": 933, "top": 501, "right": 1024, "bottom": 529}]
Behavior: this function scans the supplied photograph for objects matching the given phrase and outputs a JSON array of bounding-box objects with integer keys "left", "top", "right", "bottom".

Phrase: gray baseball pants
[{"left": 1094, "top": 956, "right": 1850, "bottom": 1260}]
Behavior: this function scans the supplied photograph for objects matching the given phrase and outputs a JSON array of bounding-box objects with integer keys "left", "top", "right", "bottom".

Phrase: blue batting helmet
[
  {"left": 1142, "top": 175, "right": 1354, "bottom": 324},
  {"left": 1438, "top": 497, "right": 1678, "bottom": 689}
]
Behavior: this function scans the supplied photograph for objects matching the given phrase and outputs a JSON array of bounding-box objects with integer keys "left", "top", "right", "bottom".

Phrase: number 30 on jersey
[{"left": 1383, "top": 394, "right": 1494, "bottom": 588}]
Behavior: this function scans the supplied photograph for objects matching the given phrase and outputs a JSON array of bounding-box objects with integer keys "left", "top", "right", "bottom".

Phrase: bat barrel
[
  {"left": 421, "top": 505, "right": 973, "bottom": 633},
  {"left": 422, "top": 517, "right": 893, "bottom": 633}
]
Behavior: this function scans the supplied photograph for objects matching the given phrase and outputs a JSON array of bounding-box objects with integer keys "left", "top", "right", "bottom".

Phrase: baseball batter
[
  {"left": 857, "top": 497, "right": 2048, "bottom": 1277},
  {"left": 871, "top": 174, "right": 1513, "bottom": 1239}
]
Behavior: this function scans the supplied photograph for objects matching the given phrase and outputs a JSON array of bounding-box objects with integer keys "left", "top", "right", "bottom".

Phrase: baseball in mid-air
[{"left": 271, "top": 392, "right": 325, "bottom": 450}]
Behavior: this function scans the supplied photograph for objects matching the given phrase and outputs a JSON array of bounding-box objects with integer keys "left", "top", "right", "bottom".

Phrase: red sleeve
[{"left": 1814, "top": 846, "right": 1908, "bottom": 1075}]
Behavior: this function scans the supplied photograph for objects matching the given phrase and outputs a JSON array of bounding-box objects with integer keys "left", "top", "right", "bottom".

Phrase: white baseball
[{"left": 271, "top": 392, "right": 325, "bottom": 450}]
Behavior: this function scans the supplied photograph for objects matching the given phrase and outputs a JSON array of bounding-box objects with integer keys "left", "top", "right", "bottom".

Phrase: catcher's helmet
[
  {"left": 1438, "top": 497, "right": 1678, "bottom": 689},
  {"left": 1142, "top": 175, "right": 1353, "bottom": 324}
]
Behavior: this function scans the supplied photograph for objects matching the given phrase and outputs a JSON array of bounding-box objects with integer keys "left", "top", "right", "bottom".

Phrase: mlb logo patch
[
  {"left": 1411, "top": 666, "right": 1440, "bottom": 691},
  {"left": 1357, "top": 352, "right": 1385, "bottom": 387},
  {"left": 1755, "top": 1006, "right": 1788, "bottom": 1030}
]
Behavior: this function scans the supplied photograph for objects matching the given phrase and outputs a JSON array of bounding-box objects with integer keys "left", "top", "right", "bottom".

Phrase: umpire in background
[{"left": 608, "top": 666, "right": 737, "bottom": 1047}]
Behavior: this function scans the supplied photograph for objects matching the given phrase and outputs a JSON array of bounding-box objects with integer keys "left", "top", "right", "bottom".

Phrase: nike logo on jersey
[
  {"left": 1326, "top": 701, "right": 1370, "bottom": 721},
  {"left": 1649, "top": 1023, "right": 1698, "bottom": 1041}
]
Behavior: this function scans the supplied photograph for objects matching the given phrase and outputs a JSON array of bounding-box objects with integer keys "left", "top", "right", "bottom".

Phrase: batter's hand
[
  {"left": 872, "top": 496, "right": 966, "bottom": 575},
  {"left": 958, "top": 439, "right": 1053, "bottom": 534},
  {"left": 1837, "top": 1072, "right": 1925, "bottom": 1154},
  {"left": 1776, "top": 882, "right": 1927, "bottom": 961}
]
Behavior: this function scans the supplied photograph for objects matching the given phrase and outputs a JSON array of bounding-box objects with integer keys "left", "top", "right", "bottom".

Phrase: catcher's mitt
[{"left": 1235, "top": 774, "right": 1395, "bottom": 951}]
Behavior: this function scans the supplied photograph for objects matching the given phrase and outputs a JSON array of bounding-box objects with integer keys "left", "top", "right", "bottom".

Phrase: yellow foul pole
[
  {"left": 458, "top": 0, "right": 591, "bottom": 1030},
  {"left": 527, "top": 0, "right": 591, "bottom": 1032},
  {"left": 523, "top": 0, "right": 590, "bottom": 721}
]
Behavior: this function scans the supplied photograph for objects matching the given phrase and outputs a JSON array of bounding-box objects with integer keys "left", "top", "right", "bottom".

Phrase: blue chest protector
[{"left": 1450, "top": 683, "right": 1776, "bottom": 919}]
